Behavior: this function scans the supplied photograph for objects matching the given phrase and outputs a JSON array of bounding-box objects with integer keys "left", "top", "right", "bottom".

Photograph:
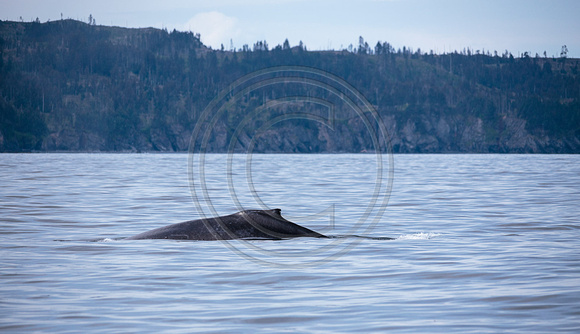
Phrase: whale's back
[{"left": 126, "top": 209, "right": 326, "bottom": 241}]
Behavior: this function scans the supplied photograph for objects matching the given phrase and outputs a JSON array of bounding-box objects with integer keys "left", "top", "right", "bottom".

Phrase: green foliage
[
  {"left": 0, "top": 95, "right": 47, "bottom": 151},
  {"left": 521, "top": 97, "right": 580, "bottom": 136},
  {"left": 0, "top": 19, "right": 579, "bottom": 152}
]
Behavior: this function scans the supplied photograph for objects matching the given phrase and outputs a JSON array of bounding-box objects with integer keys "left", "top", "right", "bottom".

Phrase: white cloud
[{"left": 182, "top": 11, "right": 239, "bottom": 49}]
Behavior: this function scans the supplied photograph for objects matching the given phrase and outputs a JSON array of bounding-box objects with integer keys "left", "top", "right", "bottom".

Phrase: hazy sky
[{"left": 2, "top": 0, "right": 579, "bottom": 57}]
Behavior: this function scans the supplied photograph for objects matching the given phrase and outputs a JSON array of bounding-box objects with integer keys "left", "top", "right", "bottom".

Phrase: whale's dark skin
[{"left": 126, "top": 209, "right": 327, "bottom": 241}]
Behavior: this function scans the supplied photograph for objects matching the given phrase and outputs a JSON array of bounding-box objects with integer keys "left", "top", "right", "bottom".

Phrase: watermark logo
[{"left": 188, "top": 66, "right": 393, "bottom": 267}]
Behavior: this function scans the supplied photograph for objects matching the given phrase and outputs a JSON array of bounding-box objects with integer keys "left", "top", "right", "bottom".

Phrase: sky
[{"left": 1, "top": 0, "right": 579, "bottom": 57}]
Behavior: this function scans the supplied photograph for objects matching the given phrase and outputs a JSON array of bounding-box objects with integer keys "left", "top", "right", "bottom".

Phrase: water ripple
[{"left": 1, "top": 153, "right": 579, "bottom": 332}]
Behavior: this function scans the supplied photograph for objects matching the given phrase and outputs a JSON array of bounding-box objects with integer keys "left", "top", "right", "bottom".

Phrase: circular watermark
[{"left": 188, "top": 66, "right": 393, "bottom": 267}]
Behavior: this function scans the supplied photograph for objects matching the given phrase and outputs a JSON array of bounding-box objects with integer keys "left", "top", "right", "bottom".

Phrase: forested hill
[{"left": 1, "top": 19, "right": 579, "bottom": 153}]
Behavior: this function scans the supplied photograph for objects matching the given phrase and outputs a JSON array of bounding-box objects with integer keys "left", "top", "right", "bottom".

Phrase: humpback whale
[{"left": 126, "top": 209, "right": 327, "bottom": 241}]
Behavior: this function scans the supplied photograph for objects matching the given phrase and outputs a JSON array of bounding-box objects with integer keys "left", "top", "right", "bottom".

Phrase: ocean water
[{"left": 1, "top": 153, "right": 579, "bottom": 333}]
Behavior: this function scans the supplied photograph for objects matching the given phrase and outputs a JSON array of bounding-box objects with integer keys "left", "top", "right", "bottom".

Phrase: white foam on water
[
  {"left": 396, "top": 232, "right": 441, "bottom": 240},
  {"left": 99, "top": 238, "right": 115, "bottom": 242}
]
